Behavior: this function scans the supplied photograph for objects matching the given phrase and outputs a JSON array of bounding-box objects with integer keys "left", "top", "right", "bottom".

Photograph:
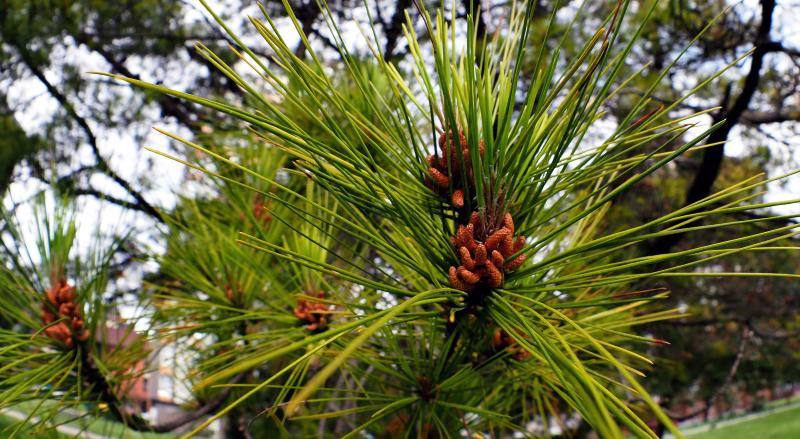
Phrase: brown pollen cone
[
  {"left": 41, "top": 279, "right": 89, "bottom": 348},
  {"left": 492, "top": 328, "right": 531, "bottom": 361},
  {"left": 448, "top": 212, "right": 527, "bottom": 292},
  {"left": 426, "top": 130, "right": 485, "bottom": 209},
  {"left": 384, "top": 412, "right": 410, "bottom": 438},
  {"left": 224, "top": 282, "right": 245, "bottom": 304},
  {"left": 253, "top": 194, "right": 272, "bottom": 224},
  {"left": 293, "top": 291, "right": 332, "bottom": 331}
]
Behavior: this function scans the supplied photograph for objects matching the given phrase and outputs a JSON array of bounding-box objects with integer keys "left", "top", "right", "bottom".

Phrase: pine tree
[{"left": 1, "top": 1, "right": 798, "bottom": 437}]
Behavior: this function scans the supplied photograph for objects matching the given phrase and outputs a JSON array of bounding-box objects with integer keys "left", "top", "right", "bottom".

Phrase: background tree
[
  {"left": 602, "top": 0, "right": 800, "bottom": 426},
  {"left": 523, "top": 0, "right": 799, "bottom": 428}
]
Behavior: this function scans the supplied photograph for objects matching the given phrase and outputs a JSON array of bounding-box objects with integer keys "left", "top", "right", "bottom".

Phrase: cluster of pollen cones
[
  {"left": 426, "top": 130, "right": 484, "bottom": 209},
  {"left": 449, "top": 212, "right": 527, "bottom": 292},
  {"left": 41, "top": 279, "right": 89, "bottom": 348},
  {"left": 293, "top": 292, "right": 332, "bottom": 331}
]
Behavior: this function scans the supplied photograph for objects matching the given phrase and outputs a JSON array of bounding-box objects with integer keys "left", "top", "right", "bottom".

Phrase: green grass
[
  {"left": 0, "top": 414, "right": 67, "bottom": 438},
  {"left": 1, "top": 401, "right": 178, "bottom": 438},
  {"left": 687, "top": 405, "right": 800, "bottom": 439}
]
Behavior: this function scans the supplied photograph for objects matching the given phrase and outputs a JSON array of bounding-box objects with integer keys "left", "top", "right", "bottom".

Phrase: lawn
[
  {"left": 686, "top": 404, "right": 800, "bottom": 439},
  {"left": 1, "top": 403, "right": 178, "bottom": 438},
  {"left": 0, "top": 414, "right": 66, "bottom": 438}
]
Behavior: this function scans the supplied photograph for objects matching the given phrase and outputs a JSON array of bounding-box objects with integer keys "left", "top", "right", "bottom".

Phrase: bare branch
[
  {"left": 13, "top": 44, "right": 164, "bottom": 222},
  {"left": 702, "top": 327, "right": 752, "bottom": 420},
  {"left": 741, "top": 109, "right": 800, "bottom": 125},
  {"left": 763, "top": 40, "right": 800, "bottom": 58},
  {"left": 69, "top": 188, "right": 162, "bottom": 216},
  {"left": 383, "top": 0, "right": 413, "bottom": 61}
]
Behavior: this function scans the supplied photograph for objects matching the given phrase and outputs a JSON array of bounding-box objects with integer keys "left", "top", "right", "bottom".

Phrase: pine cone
[
  {"left": 294, "top": 291, "right": 333, "bottom": 331},
  {"left": 426, "top": 130, "right": 485, "bottom": 209},
  {"left": 492, "top": 328, "right": 530, "bottom": 361},
  {"left": 41, "top": 279, "right": 89, "bottom": 348},
  {"left": 448, "top": 212, "right": 527, "bottom": 292}
]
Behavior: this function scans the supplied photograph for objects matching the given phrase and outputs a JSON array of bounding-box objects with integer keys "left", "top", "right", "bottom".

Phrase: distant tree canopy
[{"left": 0, "top": 0, "right": 432, "bottom": 214}]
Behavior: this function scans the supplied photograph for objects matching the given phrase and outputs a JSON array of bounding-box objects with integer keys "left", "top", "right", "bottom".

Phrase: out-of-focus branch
[
  {"left": 72, "top": 34, "right": 198, "bottom": 127},
  {"left": 685, "top": 0, "right": 775, "bottom": 204},
  {"left": 763, "top": 40, "right": 800, "bottom": 58},
  {"left": 741, "top": 109, "right": 800, "bottom": 125},
  {"left": 747, "top": 321, "right": 800, "bottom": 340},
  {"left": 69, "top": 188, "right": 161, "bottom": 216},
  {"left": 702, "top": 327, "right": 752, "bottom": 420},
  {"left": 76, "top": 31, "right": 229, "bottom": 43},
  {"left": 293, "top": 1, "right": 322, "bottom": 57},
  {"left": 384, "top": 0, "right": 413, "bottom": 61},
  {"left": 14, "top": 44, "right": 164, "bottom": 222},
  {"left": 150, "top": 373, "right": 245, "bottom": 433},
  {"left": 309, "top": 28, "right": 340, "bottom": 52},
  {"left": 664, "top": 327, "right": 752, "bottom": 424}
]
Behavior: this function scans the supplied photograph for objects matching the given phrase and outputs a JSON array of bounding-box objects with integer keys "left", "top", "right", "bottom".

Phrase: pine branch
[{"left": 78, "top": 345, "right": 152, "bottom": 431}]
